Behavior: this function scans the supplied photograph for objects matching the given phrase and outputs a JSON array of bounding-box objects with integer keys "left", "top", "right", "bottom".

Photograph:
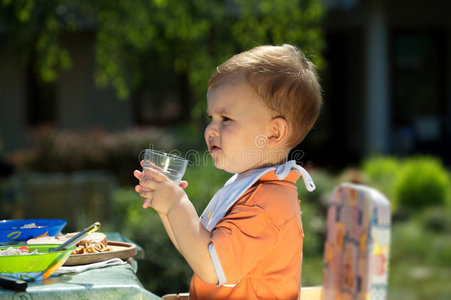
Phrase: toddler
[{"left": 134, "top": 44, "right": 322, "bottom": 299}]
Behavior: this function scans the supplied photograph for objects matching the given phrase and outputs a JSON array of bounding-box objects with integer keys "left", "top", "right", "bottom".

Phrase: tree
[{"left": 1, "top": 0, "right": 324, "bottom": 120}]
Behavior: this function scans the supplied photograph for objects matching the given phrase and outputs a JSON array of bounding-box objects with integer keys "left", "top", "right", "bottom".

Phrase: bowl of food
[
  {"left": 0, "top": 219, "right": 67, "bottom": 244},
  {"left": 0, "top": 244, "right": 75, "bottom": 281}
]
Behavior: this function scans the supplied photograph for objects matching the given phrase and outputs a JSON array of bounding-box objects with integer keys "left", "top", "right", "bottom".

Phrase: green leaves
[
  {"left": 2, "top": 0, "right": 325, "bottom": 116},
  {"left": 3, "top": 0, "right": 34, "bottom": 22},
  {"left": 363, "top": 155, "right": 451, "bottom": 213}
]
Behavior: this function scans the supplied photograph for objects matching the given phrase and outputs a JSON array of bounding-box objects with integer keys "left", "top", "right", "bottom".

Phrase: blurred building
[
  {"left": 305, "top": 0, "right": 451, "bottom": 166},
  {"left": 1, "top": 0, "right": 450, "bottom": 167}
]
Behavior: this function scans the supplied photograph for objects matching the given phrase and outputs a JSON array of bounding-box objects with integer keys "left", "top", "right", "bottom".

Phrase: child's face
[{"left": 205, "top": 82, "right": 274, "bottom": 174}]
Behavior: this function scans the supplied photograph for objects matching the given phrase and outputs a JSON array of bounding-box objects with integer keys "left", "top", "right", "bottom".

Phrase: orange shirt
[{"left": 190, "top": 170, "right": 304, "bottom": 300}]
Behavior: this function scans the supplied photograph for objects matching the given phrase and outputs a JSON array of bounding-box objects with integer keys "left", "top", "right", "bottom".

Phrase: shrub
[
  {"left": 13, "top": 126, "right": 175, "bottom": 185},
  {"left": 362, "top": 155, "right": 451, "bottom": 214},
  {"left": 183, "top": 155, "right": 230, "bottom": 213},
  {"left": 416, "top": 206, "right": 451, "bottom": 233},
  {"left": 391, "top": 215, "right": 451, "bottom": 266},
  {"left": 362, "top": 156, "right": 401, "bottom": 210},
  {"left": 297, "top": 168, "right": 335, "bottom": 256},
  {"left": 298, "top": 168, "right": 336, "bottom": 209},
  {"left": 393, "top": 156, "right": 451, "bottom": 211}
]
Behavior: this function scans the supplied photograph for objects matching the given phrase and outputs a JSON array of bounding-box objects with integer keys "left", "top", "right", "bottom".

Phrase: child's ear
[{"left": 267, "top": 117, "right": 289, "bottom": 148}]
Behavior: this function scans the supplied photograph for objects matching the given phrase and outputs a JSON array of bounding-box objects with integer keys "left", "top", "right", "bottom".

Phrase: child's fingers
[
  {"left": 140, "top": 160, "right": 152, "bottom": 168},
  {"left": 135, "top": 184, "right": 148, "bottom": 193},
  {"left": 142, "top": 198, "right": 152, "bottom": 209},
  {"left": 135, "top": 184, "right": 154, "bottom": 198},
  {"left": 135, "top": 185, "right": 152, "bottom": 208},
  {"left": 139, "top": 175, "right": 158, "bottom": 190},
  {"left": 138, "top": 187, "right": 153, "bottom": 199},
  {"left": 133, "top": 170, "right": 142, "bottom": 180},
  {"left": 142, "top": 167, "right": 169, "bottom": 183},
  {"left": 140, "top": 160, "right": 162, "bottom": 171},
  {"left": 179, "top": 181, "right": 189, "bottom": 189}
]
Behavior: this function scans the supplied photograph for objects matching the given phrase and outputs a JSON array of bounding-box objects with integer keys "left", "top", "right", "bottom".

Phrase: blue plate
[{"left": 0, "top": 219, "right": 67, "bottom": 243}]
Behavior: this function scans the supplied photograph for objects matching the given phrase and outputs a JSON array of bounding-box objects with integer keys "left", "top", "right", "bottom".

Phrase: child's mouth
[{"left": 210, "top": 145, "right": 220, "bottom": 153}]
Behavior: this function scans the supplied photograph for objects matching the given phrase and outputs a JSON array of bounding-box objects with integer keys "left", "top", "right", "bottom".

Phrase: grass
[
  {"left": 301, "top": 255, "right": 324, "bottom": 287},
  {"left": 386, "top": 212, "right": 451, "bottom": 300},
  {"left": 389, "top": 262, "right": 451, "bottom": 300}
]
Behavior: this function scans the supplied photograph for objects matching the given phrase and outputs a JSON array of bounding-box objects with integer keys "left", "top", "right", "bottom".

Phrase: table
[{"left": 0, "top": 233, "right": 162, "bottom": 300}]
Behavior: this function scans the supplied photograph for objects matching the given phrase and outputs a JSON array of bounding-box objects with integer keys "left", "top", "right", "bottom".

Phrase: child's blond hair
[{"left": 208, "top": 44, "right": 322, "bottom": 148}]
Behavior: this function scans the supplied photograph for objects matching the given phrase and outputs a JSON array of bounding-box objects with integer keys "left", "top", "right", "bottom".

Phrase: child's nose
[{"left": 205, "top": 122, "right": 219, "bottom": 139}]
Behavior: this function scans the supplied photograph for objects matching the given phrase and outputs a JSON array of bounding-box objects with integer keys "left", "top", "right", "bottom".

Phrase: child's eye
[{"left": 222, "top": 116, "right": 231, "bottom": 122}]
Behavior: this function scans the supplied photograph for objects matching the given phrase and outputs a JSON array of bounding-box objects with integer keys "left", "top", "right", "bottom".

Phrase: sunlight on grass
[{"left": 389, "top": 263, "right": 451, "bottom": 300}]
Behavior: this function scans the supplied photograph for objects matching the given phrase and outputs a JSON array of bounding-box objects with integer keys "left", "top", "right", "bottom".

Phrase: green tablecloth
[
  {"left": 1, "top": 264, "right": 161, "bottom": 300},
  {"left": 0, "top": 233, "right": 162, "bottom": 299}
]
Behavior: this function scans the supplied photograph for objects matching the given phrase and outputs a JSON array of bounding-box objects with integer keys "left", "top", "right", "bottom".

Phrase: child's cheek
[{"left": 221, "top": 124, "right": 235, "bottom": 139}]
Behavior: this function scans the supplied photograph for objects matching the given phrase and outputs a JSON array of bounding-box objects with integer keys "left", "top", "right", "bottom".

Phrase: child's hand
[{"left": 133, "top": 167, "right": 188, "bottom": 214}]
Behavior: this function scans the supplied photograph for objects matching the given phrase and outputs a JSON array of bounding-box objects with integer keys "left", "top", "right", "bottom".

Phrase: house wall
[
  {"left": 320, "top": 0, "right": 451, "bottom": 165},
  {"left": 57, "top": 32, "right": 133, "bottom": 131},
  {"left": 386, "top": 0, "right": 451, "bottom": 160},
  {"left": 0, "top": 32, "right": 133, "bottom": 153},
  {"left": 0, "top": 49, "right": 29, "bottom": 151}
]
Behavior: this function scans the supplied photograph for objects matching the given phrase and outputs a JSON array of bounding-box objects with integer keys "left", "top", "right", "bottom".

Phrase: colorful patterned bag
[{"left": 322, "top": 183, "right": 391, "bottom": 300}]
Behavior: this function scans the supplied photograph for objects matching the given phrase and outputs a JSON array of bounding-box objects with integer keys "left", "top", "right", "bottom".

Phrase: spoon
[{"left": 51, "top": 222, "right": 101, "bottom": 252}]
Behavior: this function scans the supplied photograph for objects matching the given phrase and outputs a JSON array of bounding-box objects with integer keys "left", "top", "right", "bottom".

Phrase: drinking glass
[{"left": 140, "top": 149, "right": 188, "bottom": 184}]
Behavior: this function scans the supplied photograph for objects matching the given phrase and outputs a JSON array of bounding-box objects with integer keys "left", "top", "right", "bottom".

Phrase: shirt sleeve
[{"left": 210, "top": 202, "right": 281, "bottom": 285}]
